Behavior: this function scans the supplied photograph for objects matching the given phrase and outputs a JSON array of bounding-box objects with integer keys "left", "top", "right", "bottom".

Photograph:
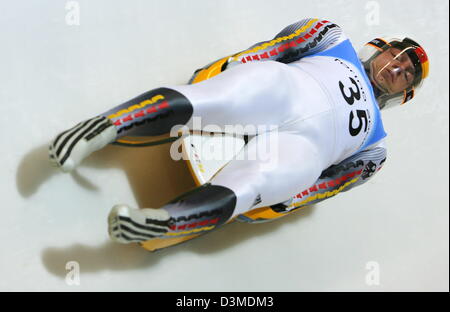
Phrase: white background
[{"left": 0, "top": 0, "right": 448, "bottom": 291}]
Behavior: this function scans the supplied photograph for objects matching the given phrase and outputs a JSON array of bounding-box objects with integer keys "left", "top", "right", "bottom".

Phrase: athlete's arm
[
  {"left": 238, "top": 140, "right": 387, "bottom": 223},
  {"left": 188, "top": 18, "right": 345, "bottom": 83},
  {"left": 318, "top": 141, "right": 387, "bottom": 192},
  {"left": 284, "top": 140, "right": 387, "bottom": 212},
  {"left": 227, "top": 18, "right": 345, "bottom": 67}
]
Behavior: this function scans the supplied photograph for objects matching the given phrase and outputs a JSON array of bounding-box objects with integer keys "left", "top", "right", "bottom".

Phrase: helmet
[{"left": 359, "top": 36, "right": 429, "bottom": 109}]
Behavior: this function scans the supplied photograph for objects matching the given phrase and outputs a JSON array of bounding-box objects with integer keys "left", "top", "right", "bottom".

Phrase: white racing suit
[{"left": 100, "top": 18, "right": 387, "bottom": 239}]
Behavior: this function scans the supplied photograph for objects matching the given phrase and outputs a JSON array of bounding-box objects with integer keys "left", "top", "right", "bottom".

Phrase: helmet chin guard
[{"left": 359, "top": 37, "right": 429, "bottom": 109}]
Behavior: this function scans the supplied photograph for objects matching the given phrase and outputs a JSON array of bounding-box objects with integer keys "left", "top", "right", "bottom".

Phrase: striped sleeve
[
  {"left": 236, "top": 141, "right": 387, "bottom": 224},
  {"left": 280, "top": 143, "right": 386, "bottom": 211},
  {"left": 319, "top": 141, "right": 387, "bottom": 194},
  {"left": 227, "top": 18, "right": 345, "bottom": 67}
]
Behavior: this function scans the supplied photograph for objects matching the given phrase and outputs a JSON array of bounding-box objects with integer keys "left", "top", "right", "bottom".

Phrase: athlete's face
[{"left": 371, "top": 47, "right": 415, "bottom": 94}]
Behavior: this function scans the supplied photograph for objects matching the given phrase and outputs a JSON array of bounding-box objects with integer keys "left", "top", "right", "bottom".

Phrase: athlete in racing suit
[{"left": 48, "top": 18, "right": 429, "bottom": 244}]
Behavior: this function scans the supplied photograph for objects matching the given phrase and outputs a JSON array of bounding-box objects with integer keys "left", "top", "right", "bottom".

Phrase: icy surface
[{"left": 0, "top": 0, "right": 448, "bottom": 291}]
